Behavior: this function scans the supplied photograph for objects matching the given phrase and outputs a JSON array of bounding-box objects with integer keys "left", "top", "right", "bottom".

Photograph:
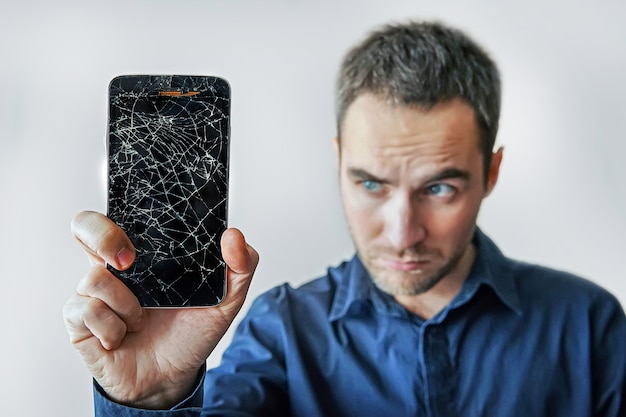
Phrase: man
[{"left": 64, "top": 21, "right": 626, "bottom": 416}]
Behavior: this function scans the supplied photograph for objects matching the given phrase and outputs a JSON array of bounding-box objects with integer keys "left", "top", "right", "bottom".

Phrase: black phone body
[{"left": 107, "top": 75, "right": 230, "bottom": 307}]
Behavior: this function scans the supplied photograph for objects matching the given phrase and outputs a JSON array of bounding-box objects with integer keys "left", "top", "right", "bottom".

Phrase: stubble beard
[{"left": 363, "top": 244, "right": 468, "bottom": 296}]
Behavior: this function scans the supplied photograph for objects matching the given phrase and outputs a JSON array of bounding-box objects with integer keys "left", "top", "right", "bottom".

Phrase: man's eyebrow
[
  {"left": 426, "top": 168, "right": 471, "bottom": 183},
  {"left": 347, "top": 167, "right": 471, "bottom": 184},
  {"left": 347, "top": 168, "right": 385, "bottom": 182}
]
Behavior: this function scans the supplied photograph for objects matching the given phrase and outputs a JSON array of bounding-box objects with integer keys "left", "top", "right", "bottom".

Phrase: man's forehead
[{"left": 339, "top": 94, "right": 481, "bottom": 153}]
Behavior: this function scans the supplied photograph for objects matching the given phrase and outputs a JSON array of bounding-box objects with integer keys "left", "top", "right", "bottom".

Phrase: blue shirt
[{"left": 94, "top": 229, "right": 626, "bottom": 416}]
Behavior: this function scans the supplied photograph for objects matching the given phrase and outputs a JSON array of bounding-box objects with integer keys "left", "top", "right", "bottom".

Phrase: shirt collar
[
  {"left": 328, "top": 228, "right": 523, "bottom": 322},
  {"left": 451, "top": 228, "right": 523, "bottom": 316},
  {"left": 329, "top": 254, "right": 411, "bottom": 321}
]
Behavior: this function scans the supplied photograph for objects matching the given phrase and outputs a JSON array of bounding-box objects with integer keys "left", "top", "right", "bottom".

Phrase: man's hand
[{"left": 63, "top": 211, "right": 258, "bottom": 409}]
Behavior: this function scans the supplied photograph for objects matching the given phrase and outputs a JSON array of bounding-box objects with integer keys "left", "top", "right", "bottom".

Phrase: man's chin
[{"left": 369, "top": 269, "right": 443, "bottom": 296}]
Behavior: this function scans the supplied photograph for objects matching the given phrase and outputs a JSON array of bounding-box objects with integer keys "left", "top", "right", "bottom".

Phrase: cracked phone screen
[{"left": 107, "top": 75, "right": 229, "bottom": 307}]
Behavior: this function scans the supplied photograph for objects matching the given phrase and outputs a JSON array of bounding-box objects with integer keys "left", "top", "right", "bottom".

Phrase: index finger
[{"left": 71, "top": 211, "right": 135, "bottom": 270}]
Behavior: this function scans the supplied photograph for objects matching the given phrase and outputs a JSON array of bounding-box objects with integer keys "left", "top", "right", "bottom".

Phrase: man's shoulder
[
  {"left": 508, "top": 257, "right": 603, "bottom": 291},
  {"left": 504, "top": 256, "right": 622, "bottom": 313},
  {"left": 248, "top": 257, "right": 355, "bottom": 315},
  {"left": 476, "top": 230, "right": 623, "bottom": 315}
]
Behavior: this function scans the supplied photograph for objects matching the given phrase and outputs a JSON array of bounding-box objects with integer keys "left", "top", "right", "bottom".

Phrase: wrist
[{"left": 98, "top": 366, "right": 205, "bottom": 410}]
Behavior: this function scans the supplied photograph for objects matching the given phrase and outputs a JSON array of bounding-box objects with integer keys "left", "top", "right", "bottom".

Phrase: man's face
[{"left": 337, "top": 94, "right": 501, "bottom": 296}]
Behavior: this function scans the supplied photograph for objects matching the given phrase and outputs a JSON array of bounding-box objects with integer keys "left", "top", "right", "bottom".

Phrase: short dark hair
[{"left": 336, "top": 20, "right": 501, "bottom": 180}]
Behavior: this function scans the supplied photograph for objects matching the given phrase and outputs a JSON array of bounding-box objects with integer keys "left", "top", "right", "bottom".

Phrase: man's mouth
[{"left": 380, "top": 258, "right": 429, "bottom": 271}]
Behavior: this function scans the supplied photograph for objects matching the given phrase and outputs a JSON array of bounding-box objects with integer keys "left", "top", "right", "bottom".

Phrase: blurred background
[{"left": 1, "top": 0, "right": 624, "bottom": 415}]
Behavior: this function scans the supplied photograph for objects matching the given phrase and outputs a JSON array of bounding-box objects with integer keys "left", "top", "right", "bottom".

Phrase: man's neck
[{"left": 394, "top": 243, "right": 476, "bottom": 320}]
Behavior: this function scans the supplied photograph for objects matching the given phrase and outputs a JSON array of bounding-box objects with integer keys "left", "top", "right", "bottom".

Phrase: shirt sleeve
[
  {"left": 201, "top": 286, "right": 291, "bottom": 416},
  {"left": 590, "top": 292, "right": 626, "bottom": 417},
  {"left": 92, "top": 287, "right": 291, "bottom": 417},
  {"left": 93, "top": 366, "right": 205, "bottom": 417}
]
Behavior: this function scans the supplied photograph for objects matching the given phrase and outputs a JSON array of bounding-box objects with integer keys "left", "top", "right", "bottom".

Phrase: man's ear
[
  {"left": 333, "top": 136, "right": 341, "bottom": 167},
  {"left": 484, "top": 147, "right": 503, "bottom": 198}
]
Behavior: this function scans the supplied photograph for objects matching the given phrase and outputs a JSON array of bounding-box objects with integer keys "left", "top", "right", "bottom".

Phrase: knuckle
[
  {"left": 62, "top": 294, "right": 82, "bottom": 326},
  {"left": 77, "top": 265, "right": 110, "bottom": 296},
  {"left": 83, "top": 297, "right": 126, "bottom": 347},
  {"left": 93, "top": 226, "right": 133, "bottom": 265},
  {"left": 63, "top": 294, "right": 98, "bottom": 344},
  {"left": 83, "top": 296, "right": 109, "bottom": 318},
  {"left": 250, "top": 247, "right": 260, "bottom": 266},
  {"left": 71, "top": 210, "right": 99, "bottom": 238},
  {"left": 72, "top": 211, "right": 128, "bottom": 262},
  {"left": 70, "top": 211, "right": 86, "bottom": 235}
]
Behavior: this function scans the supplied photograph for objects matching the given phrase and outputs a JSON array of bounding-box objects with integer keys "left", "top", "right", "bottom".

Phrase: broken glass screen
[{"left": 107, "top": 75, "right": 229, "bottom": 307}]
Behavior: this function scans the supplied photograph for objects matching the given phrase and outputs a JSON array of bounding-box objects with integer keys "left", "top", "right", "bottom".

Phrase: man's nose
[{"left": 384, "top": 194, "right": 425, "bottom": 250}]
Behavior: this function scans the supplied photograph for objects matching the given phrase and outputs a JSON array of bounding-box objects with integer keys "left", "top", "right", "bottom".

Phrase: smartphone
[{"left": 106, "top": 75, "right": 230, "bottom": 307}]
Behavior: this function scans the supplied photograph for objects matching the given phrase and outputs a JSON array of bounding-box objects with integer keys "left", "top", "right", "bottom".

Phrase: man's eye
[
  {"left": 363, "top": 180, "right": 383, "bottom": 192},
  {"left": 427, "top": 183, "right": 455, "bottom": 197}
]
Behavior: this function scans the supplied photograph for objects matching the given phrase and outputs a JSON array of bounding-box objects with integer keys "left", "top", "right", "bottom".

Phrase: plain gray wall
[{"left": 1, "top": 1, "right": 624, "bottom": 415}]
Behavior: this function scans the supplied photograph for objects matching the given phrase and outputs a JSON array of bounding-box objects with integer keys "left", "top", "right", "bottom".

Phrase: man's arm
[
  {"left": 591, "top": 292, "right": 626, "bottom": 417},
  {"left": 202, "top": 287, "right": 291, "bottom": 415}
]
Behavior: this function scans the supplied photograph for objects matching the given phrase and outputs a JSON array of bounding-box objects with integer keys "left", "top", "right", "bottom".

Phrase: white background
[{"left": 1, "top": 1, "right": 624, "bottom": 415}]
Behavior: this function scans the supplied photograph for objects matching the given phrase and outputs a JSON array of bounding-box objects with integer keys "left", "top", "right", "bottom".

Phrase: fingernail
[{"left": 116, "top": 247, "right": 134, "bottom": 269}]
